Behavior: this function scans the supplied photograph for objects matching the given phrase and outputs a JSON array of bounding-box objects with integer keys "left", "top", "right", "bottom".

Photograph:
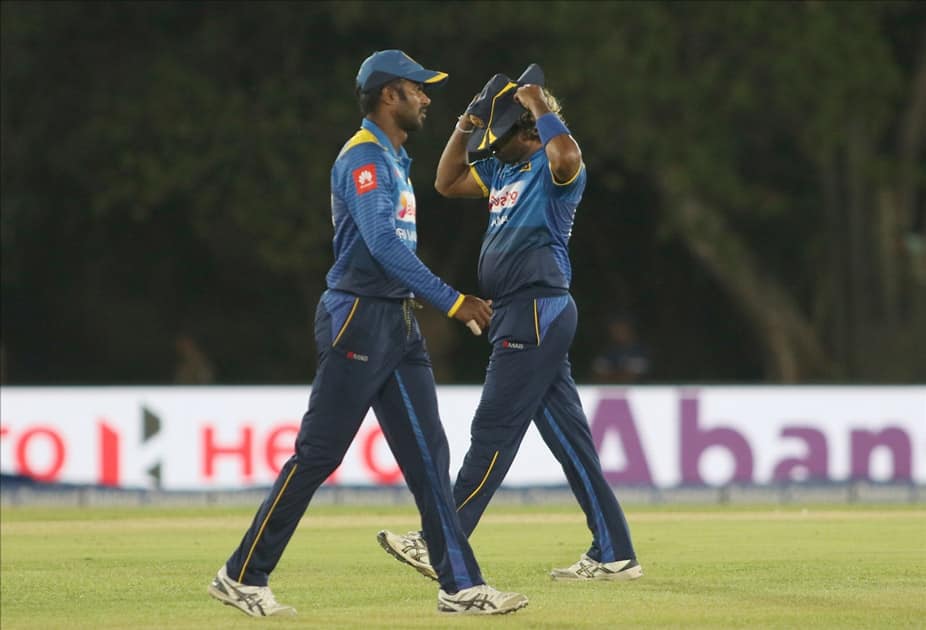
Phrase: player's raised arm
[
  {"left": 434, "top": 94, "right": 489, "bottom": 199},
  {"left": 514, "top": 84, "right": 582, "bottom": 184}
]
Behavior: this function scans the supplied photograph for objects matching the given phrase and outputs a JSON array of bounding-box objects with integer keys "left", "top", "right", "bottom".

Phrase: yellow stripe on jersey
[
  {"left": 469, "top": 166, "right": 489, "bottom": 197},
  {"left": 550, "top": 161, "right": 584, "bottom": 186},
  {"left": 338, "top": 128, "right": 381, "bottom": 159}
]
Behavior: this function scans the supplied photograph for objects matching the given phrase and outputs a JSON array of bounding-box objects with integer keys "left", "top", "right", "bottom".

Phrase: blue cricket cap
[
  {"left": 356, "top": 50, "right": 449, "bottom": 92},
  {"left": 466, "top": 63, "right": 545, "bottom": 162}
]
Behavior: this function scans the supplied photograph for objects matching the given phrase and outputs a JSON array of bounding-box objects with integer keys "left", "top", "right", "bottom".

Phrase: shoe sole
[
  {"left": 208, "top": 583, "right": 259, "bottom": 617},
  {"left": 550, "top": 565, "right": 644, "bottom": 581},
  {"left": 207, "top": 581, "right": 296, "bottom": 617},
  {"left": 438, "top": 598, "right": 529, "bottom": 615},
  {"left": 376, "top": 530, "right": 438, "bottom": 581}
]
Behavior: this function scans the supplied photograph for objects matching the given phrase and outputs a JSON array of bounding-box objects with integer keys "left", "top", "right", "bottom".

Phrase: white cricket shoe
[
  {"left": 377, "top": 529, "right": 438, "bottom": 581},
  {"left": 207, "top": 565, "right": 296, "bottom": 617},
  {"left": 437, "top": 584, "right": 529, "bottom": 615},
  {"left": 550, "top": 554, "right": 643, "bottom": 581}
]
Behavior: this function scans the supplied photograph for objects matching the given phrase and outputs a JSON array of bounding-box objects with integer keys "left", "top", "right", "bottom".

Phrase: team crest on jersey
[
  {"left": 353, "top": 164, "right": 377, "bottom": 194},
  {"left": 397, "top": 191, "right": 417, "bottom": 221},
  {"left": 488, "top": 181, "right": 525, "bottom": 213}
]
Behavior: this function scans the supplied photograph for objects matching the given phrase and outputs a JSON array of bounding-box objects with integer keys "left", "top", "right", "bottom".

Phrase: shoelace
[{"left": 404, "top": 532, "right": 427, "bottom": 556}]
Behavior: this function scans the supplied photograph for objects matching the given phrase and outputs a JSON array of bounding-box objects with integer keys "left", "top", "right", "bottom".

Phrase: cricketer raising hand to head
[
  {"left": 207, "top": 50, "right": 526, "bottom": 617},
  {"left": 380, "top": 64, "right": 643, "bottom": 584}
]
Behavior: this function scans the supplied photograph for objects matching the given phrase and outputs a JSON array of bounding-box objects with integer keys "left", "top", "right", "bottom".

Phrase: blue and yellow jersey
[
  {"left": 469, "top": 148, "right": 586, "bottom": 301},
  {"left": 327, "top": 119, "right": 461, "bottom": 315}
]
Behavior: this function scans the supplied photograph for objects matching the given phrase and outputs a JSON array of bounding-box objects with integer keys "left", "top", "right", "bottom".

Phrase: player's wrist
[
  {"left": 447, "top": 293, "right": 466, "bottom": 317},
  {"left": 455, "top": 115, "right": 475, "bottom": 134},
  {"left": 536, "top": 112, "right": 570, "bottom": 146}
]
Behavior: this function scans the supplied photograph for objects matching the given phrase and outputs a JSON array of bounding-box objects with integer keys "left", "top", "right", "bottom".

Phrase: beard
[
  {"left": 493, "top": 145, "right": 521, "bottom": 164},
  {"left": 396, "top": 108, "right": 424, "bottom": 133},
  {"left": 389, "top": 83, "right": 426, "bottom": 133}
]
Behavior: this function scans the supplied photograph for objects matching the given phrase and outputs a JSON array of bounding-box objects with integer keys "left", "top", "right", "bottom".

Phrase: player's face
[
  {"left": 391, "top": 80, "right": 431, "bottom": 133},
  {"left": 491, "top": 128, "right": 528, "bottom": 164}
]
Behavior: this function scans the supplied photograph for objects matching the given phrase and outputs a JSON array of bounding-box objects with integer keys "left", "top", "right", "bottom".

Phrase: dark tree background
[{"left": 2, "top": 1, "right": 925, "bottom": 385}]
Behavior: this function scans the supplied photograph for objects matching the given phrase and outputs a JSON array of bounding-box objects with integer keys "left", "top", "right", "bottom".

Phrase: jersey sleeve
[
  {"left": 543, "top": 159, "right": 587, "bottom": 200},
  {"left": 469, "top": 157, "right": 501, "bottom": 199},
  {"left": 340, "top": 145, "right": 461, "bottom": 314}
]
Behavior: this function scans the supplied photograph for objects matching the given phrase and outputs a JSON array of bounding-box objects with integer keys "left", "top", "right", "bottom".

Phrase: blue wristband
[{"left": 536, "top": 112, "right": 570, "bottom": 146}]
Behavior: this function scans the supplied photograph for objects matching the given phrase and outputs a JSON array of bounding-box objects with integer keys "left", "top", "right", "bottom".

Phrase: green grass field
[{"left": 1, "top": 503, "right": 924, "bottom": 629}]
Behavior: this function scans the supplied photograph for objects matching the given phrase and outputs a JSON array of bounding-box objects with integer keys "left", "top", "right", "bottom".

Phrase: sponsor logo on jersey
[
  {"left": 502, "top": 340, "right": 525, "bottom": 349},
  {"left": 397, "top": 192, "right": 417, "bottom": 221},
  {"left": 346, "top": 351, "right": 369, "bottom": 362},
  {"left": 353, "top": 164, "right": 377, "bottom": 194},
  {"left": 488, "top": 181, "right": 525, "bottom": 213},
  {"left": 395, "top": 227, "right": 418, "bottom": 243}
]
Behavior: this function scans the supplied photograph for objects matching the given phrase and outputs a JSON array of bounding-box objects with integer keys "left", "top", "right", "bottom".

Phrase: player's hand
[
  {"left": 453, "top": 295, "right": 492, "bottom": 335},
  {"left": 461, "top": 92, "right": 483, "bottom": 128},
  {"left": 463, "top": 92, "right": 481, "bottom": 115},
  {"left": 514, "top": 84, "right": 549, "bottom": 116}
]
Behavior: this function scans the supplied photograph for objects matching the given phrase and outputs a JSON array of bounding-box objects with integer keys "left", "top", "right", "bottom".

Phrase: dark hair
[{"left": 356, "top": 78, "right": 405, "bottom": 115}]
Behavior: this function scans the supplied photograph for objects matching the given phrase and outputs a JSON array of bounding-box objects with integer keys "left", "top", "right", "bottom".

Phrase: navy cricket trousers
[
  {"left": 452, "top": 293, "right": 637, "bottom": 563},
  {"left": 225, "top": 290, "right": 484, "bottom": 593}
]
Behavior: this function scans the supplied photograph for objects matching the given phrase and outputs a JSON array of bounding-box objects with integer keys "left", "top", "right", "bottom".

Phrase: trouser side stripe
[
  {"left": 456, "top": 450, "right": 499, "bottom": 511},
  {"left": 238, "top": 463, "right": 299, "bottom": 582},
  {"left": 542, "top": 407, "right": 614, "bottom": 560},
  {"left": 394, "top": 371, "right": 474, "bottom": 588}
]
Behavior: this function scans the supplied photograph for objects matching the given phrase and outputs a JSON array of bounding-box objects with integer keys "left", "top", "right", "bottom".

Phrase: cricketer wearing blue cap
[
  {"left": 377, "top": 65, "right": 643, "bottom": 583},
  {"left": 207, "top": 50, "right": 528, "bottom": 617}
]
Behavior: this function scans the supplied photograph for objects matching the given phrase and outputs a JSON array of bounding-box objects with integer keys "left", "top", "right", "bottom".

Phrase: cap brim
[
  {"left": 517, "top": 63, "right": 544, "bottom": 86},
  {"left": 359, "top": 68, "right": 448, "bottom": 92},
  {"left": 406, "top": 68, "right": 449, "bottom": 87}
]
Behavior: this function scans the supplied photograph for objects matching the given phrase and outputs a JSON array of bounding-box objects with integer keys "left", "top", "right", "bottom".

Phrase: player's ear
[
  {"left": 378, "top": 84, "right": 394, "bottom": 105},
  {"left": 382, "top": 80, "right": 404, "bottom": 105}
]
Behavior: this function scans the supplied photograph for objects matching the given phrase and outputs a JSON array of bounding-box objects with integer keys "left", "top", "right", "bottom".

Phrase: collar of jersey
[
  {"left": 361, "top": 118, "right": 410, "bottom": 163},
  {"left": 500, "top": 146, "right": 545, "bottom": 175}
]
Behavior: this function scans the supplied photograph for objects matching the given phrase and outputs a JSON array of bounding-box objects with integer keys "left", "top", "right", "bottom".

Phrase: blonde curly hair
[{"left": 515, "top": 88, "right": 564, "bottom": 138}]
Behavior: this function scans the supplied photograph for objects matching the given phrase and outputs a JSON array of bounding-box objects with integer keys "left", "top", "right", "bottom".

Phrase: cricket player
[
  {"left": 207, "top": 50, "right": 528, "bottom": 617},
  {"left": 378, "top": 64, "right": 643, "bottom": 582}
]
